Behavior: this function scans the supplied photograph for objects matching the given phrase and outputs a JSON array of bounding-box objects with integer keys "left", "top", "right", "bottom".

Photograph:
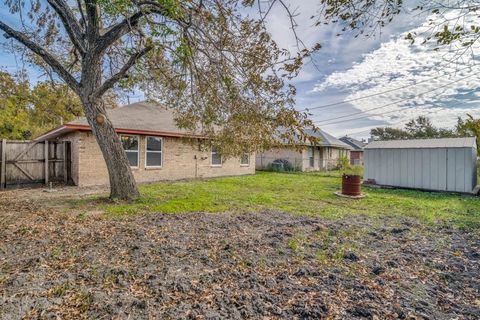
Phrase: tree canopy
[
  {"left": 0, "top": 72, "right": 85, "bottom": 140},
  {"left": 370, "top": 115, "right": 478, "bottom": 143},
  {"left": 456, "top": 114, "right": 480, "bottom": 154},
  {"left": 316, "top": 0, "right": 480, "bottom": 52}
]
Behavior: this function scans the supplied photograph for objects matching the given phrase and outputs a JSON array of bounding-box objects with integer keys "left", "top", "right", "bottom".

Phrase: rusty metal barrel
[{"left": 341, "top": 174, "right": 362, "bottom": 196}]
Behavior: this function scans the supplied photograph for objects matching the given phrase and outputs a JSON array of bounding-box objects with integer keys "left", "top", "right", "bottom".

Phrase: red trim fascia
[{"left": 64, "top": 124, "right": 203, "bottom": 138}]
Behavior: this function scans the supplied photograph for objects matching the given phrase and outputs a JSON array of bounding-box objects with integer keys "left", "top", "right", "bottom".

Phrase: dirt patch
[
  {"left": 0, "top": 193, "right": 479, "bottom": 319},
  {"left": 0, "top": 185, "right": 108, "bottom": 203}
]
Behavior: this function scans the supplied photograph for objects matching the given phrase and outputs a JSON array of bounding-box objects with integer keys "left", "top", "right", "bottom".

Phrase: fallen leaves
[{"left": 0, "top": 192, "right": 479, "bottom": 319}]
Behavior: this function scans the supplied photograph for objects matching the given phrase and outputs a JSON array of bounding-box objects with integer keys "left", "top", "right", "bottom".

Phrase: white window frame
[
  {"left": 211, "top": 146, "right": 222, "bottom": 167},
  {"left": 145, "top": 136, "right": 163, "bottom": 169},
  {"left": 240, "top": 153, "right": 250, "bottom": 166},
  {"left": 120, "top": 134, "right": 140, "bottom": 168}
]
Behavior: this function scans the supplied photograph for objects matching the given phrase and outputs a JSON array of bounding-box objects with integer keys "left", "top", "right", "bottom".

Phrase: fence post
[
  {"left": 1, "top": 139, "right": 6, "bottom": 189},
  {"left": 44, "top": 141, "right": 49, "bottom": 186}
]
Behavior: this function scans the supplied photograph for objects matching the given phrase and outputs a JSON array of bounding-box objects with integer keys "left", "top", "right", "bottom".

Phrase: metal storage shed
[{"left": 364, "top": 137, "right": 478, "bottom": 194}]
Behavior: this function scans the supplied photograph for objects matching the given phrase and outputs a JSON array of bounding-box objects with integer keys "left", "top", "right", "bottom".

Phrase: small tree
[
  {"left": 456, "top": 115, "right": 480, "bottom": 155},
  {"left": 0, "top": 72, "right": 32, "bottom": 139},
  {"left": 370, "top": 127, "right": 411, "bottom": 141},
  {"left": 0, "top": 1, "right": 314, "bottom": 200},
  {"left": 370, "top": 116, "right": 458, "bottom": 140}
]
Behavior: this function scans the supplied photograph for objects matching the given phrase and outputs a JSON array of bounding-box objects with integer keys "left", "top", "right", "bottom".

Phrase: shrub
[{"left": 337, "top": 156, "right": 363, "bottom": 176}]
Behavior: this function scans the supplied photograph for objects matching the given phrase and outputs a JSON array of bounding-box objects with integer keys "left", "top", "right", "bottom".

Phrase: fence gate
[{"left": 0, "top": 139, "right": 71, "bottom": 190}]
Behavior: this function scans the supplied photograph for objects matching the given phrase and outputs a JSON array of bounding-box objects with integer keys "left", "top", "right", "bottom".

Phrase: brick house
[
  {"left": 256, "top": 129, "right": 352, "bottom": 171},
  {"left": 36, "top": 102, "right": 254, "bottom": 187},
  {"left": 339, "top": 136, "right": 366, "bottom": 165}
]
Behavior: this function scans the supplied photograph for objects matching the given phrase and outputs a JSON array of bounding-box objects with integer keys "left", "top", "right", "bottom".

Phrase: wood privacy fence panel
[{"left": 0, "top": 139, "right": 70, "bottom": 189}]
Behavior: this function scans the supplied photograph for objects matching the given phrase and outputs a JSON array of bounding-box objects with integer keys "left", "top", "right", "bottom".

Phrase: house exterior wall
[
  {"left": 364, "top": 147, "right": 477, "bottom": 193},
  {"left": 255, "top": 147, "right": 304, "bottom": 171},
  {"left": 67, "top": 131, "right": 254, "bottom": 187},
  {"left": 256, "top": 146, "right": 350, "bottom": 171},
  {"left": 318, "top": 147, "right": 350, "bottom": 170}
]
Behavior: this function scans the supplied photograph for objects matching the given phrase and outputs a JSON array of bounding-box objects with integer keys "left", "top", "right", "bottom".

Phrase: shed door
[{"left": 446, "top": 147, "right": 473, "bottom": 193}]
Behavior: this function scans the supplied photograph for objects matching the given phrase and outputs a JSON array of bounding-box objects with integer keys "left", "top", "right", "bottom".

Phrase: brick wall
[{"left": 68, "top": 131, "right": 255, "bottom": 187}]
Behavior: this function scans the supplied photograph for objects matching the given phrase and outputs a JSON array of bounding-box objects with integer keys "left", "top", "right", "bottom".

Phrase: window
[
  {"left": 211, "top": 146, "right": 222, "bottom": 166},
  {"left": 308, "top": 147, "right": 314, "bottom": 167},
  {"left": 240, "top": 153, "right": 249, "bottom": 166},
  {"left": 120, "top": 135, "right": 139, "bottom": 167},
  {"left": 146, "top": 136, "right": 163, "bottom": 167}
]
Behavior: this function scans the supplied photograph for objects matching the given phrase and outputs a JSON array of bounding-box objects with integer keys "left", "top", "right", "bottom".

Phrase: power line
[
  {"left": 321, "top": 94, "right": 477, "bottom": 127},
  {"left": 313, "top": 73, "right": 479, "bottom": 125},
  {"left": 301, "top": 64, "right": 478, "bottom": 112},
  {"left": 344, "top": 108, "right": 448, "bottom": 136},
  {"left": 336, "top": 100, "right": 477, "bottom": 137}
]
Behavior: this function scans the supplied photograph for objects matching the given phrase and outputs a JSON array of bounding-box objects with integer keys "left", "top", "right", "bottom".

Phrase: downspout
[{"left": 194, "top": 155, "right": 198, "bottom": 178}]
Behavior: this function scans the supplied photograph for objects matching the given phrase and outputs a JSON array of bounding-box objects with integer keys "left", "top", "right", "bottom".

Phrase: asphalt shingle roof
[
  {"left": 302, "top": 129, "right": 353, "bottom": 149},
  {"left": 69, "top": 101, "right": 194, "bottom": 135},
  {"left": 38, "top": 101, "right": 352, "bottom": 149},
  {"left": 339, "top": 136, "right": 366, "bottom": 150}
]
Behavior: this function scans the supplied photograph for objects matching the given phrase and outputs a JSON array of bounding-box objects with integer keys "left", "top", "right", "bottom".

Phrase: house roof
[
  {"left": 36, "top": 101, "right": 199, "bottom": 141},
  {"left": 364, "top": 137, "right": 477, "bottom": 149},
  {"left": 302, "top": 129, "right": 353, "bottom": 149},
  {"left": 339, "top": 136, "right": 366, "bottom": 150},
  {"left": 36, "top": 101, "right": 352, "bottom": 150}
]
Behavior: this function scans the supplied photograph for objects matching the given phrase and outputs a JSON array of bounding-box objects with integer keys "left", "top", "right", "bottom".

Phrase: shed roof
[{"left": 364, "top": 137, "right": 477, "bottom": 149}]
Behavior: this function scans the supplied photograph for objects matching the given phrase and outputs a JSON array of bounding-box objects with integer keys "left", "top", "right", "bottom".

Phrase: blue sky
[
  {"left": 264, "top": 1, "right": 480, "bottom": 139},
  {"left": 1, "top": 1, "right": 479, "bottom": 139}
]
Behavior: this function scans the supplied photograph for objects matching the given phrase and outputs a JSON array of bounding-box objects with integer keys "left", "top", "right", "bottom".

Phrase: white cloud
[{"left": 313, "top": 9, "right": 480, "bottom": 134}]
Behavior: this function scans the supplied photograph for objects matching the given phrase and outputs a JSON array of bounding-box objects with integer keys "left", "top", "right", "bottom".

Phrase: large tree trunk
[{"left": 81, "top": 97, "right": 140, "bottom": 200}]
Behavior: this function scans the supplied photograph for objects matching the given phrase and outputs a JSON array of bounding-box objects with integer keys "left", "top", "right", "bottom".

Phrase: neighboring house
[
  {"left": 256, "top": 129, "right": 352, "bottom": 171},
  {"left": 339, "top": 136, "right": 367, "bottom": 165},
  {"left": 36, "top": 102, "right": 254, "bottom": 187}
]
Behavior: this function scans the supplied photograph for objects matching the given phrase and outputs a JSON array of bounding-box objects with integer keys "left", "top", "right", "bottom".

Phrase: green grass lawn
[{"left": 70, "top": 171, "right": 480, "bottom": 229}]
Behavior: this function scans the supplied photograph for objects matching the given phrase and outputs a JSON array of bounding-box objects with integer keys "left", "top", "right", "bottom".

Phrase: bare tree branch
[
  {"left": 84, "top": 0, "right": 101, "bottom": 42},
  {"left": 47, "top": 0, "right": 86, "bottom": 55},
  {"left": 97, "top": 11, "right": 145, "bottom": 54},
  {"left": 94, "top": 45, "right": 153, "bottom": 98},
  {"left": 97, "top": 1, "right": 174, "bottom": 54},
  {"left": 0, "top": 21, "right": 80, "bottom": 94},
  {"left": 76, "top": 0, "right": 87, "bottom": 29}
]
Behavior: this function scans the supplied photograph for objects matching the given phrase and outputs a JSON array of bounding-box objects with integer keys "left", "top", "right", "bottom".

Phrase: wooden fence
[{"left": 0, "top": 139, "right": 71, "bottom": 190}]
